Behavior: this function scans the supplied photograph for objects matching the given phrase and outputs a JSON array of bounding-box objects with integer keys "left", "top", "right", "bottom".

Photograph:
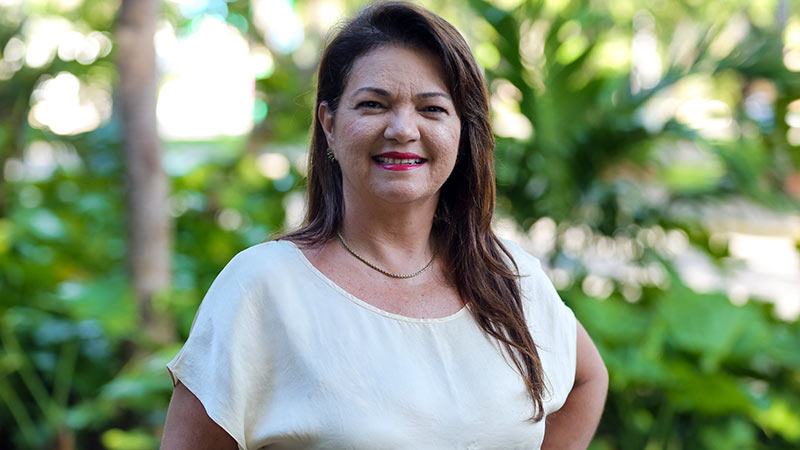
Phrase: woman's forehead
[{"left": 342, "top": 45, "right": 450, "bottom": 97}]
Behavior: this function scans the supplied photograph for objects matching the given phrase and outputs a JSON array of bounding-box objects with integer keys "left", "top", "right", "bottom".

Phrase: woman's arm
[
  {"left": 160, "top": 382, "right": 238, "bottom": 450},
  {"left": 542, "top": 319, "right": 608, "bottom": 450}
]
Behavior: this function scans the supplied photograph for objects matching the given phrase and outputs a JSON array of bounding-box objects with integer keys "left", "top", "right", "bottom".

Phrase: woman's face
[{"left": 319, "top": 45, "right": 461, "bottom": 209}]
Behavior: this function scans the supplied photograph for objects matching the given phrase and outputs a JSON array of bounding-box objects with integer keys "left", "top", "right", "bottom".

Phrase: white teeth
[{"left": 374, "top": 156, "right": 424, "bottom": 164}]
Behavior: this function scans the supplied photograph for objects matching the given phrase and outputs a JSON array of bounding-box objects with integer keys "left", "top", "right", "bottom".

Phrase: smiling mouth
[{"left": 373, "top": 156, "right": 427, "bottom": 165}]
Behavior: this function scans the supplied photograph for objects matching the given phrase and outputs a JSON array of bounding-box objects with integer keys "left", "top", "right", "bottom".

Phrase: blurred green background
[{"left": 1, "top": 0, "right": 799, "bottom": 448}]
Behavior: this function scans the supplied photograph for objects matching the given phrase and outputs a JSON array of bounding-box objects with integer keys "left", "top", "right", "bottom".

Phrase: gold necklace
[{"left": 337, "top": 232, "right": 436, "bottom": 279}]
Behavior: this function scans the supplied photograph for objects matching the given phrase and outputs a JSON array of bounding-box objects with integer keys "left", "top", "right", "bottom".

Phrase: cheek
[
  {"left": 429, "top": 125, "right": 461, "bottom": 163},
  {"left": 335, "top": 119, "right": 381, "bottom": 149}
]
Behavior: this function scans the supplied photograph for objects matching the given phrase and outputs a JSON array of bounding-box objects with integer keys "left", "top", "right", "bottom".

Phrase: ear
[{"left": 318, "top": 101, "right": 335, "bottom": 151}]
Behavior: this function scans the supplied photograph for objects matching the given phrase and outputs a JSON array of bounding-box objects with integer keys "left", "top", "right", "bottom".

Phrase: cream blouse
[{"left": 167, "top": 239, "right": 576, "bottom": 449}]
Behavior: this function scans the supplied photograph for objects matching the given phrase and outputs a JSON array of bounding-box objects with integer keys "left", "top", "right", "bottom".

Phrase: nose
[{"left": 383, "top": 109, "right": 420, "bottom": 143}]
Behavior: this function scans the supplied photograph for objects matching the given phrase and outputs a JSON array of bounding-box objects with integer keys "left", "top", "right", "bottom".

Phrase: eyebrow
[
  {"left": 353, "top": 87, "right": 451, "bottom": 100},
  {"left": 416, "top": 91, "right": 451, "bottom": 100}
]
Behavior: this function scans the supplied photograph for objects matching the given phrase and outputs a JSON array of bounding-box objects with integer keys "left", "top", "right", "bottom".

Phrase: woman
[{"left": 161, "top": 2, "right": 607, "bottom": 449}]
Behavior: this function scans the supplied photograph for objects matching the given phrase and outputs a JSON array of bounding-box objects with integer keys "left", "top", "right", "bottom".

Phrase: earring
[{"left": 326, "top": 148, "right": 337, "bottom": 162}]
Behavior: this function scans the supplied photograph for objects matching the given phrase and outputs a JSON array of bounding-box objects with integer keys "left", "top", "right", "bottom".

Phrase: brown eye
[
  {"left": 421, "top": 105, "right": 447, "bottom": 114},
  {"left": 358, "top": 101, "right": 383, "bottom": 109}
]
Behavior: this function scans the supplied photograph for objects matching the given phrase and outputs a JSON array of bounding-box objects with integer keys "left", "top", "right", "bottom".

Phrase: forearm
[{"left": 542, "top": 320, "right": 608, "bottom": 449}]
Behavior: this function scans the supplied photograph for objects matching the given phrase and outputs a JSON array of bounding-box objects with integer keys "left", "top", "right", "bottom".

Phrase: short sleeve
[
  {"left": 503, "top": 240, "right": 577, "bottom": 414},
  {"left": 167, "top": 248, "right": 275, "bottom": 450}
]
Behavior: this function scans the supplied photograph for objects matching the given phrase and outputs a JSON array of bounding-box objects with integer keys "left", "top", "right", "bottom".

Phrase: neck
[{"left": 339, "top": 190, "right": 438, "bottom": 269}]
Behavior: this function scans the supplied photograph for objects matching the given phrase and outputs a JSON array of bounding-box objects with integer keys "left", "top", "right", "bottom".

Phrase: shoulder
[
  {"left": 224, "top": 239, "right": 298, "bottom": 275},
  {"left": 498, "top": 237, "right": 574, "bottom": 334},
  {"left": 216, "top": 239, "right": 300, "bottom": 288},
  {"left": 498, "top": 238, "right": 545, "bottom": 280},
  {"left": 178, "top": 240, "right": 305, "bottom": 358},
  {"left": 194, "top": 239, "right": 302, "bottom": 317}
]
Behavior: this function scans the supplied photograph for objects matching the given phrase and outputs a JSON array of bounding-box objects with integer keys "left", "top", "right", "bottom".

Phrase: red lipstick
[{"left": 373, "top": 152, "right": 426, "bottom": 171}]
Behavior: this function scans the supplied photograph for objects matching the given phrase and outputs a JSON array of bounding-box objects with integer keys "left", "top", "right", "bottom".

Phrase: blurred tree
[{"left": 117, "top": 0, "right": 174, "bottom": 347}]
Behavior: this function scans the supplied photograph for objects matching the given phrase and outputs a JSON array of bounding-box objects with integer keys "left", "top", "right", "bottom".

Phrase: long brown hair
[{"left": 282, "top": 1, "right": 546, "bottom": 421}]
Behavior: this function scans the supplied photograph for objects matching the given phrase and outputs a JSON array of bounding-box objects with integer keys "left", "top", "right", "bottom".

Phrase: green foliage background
[{"left": 1, "top": 0, "right": 799, "bottom": 448}]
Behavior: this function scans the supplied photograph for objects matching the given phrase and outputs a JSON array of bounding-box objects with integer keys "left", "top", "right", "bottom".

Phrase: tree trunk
[{"left": 117, "top": 0, "right": 174, "bottom": 345}]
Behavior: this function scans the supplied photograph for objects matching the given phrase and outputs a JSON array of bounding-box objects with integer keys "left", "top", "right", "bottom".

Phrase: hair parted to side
[{"left": 281, "top": 1, "right": 547, "bottom": 421}]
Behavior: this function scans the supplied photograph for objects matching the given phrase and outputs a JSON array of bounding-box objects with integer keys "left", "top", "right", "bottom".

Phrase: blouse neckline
[{"left": 282, "top": 239, "right": 470, "bottom": 324}]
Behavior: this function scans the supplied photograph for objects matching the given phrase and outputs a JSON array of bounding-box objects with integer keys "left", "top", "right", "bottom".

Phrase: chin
[{"left": 376, "top": 188, "right": 438, "bottom": 205}]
